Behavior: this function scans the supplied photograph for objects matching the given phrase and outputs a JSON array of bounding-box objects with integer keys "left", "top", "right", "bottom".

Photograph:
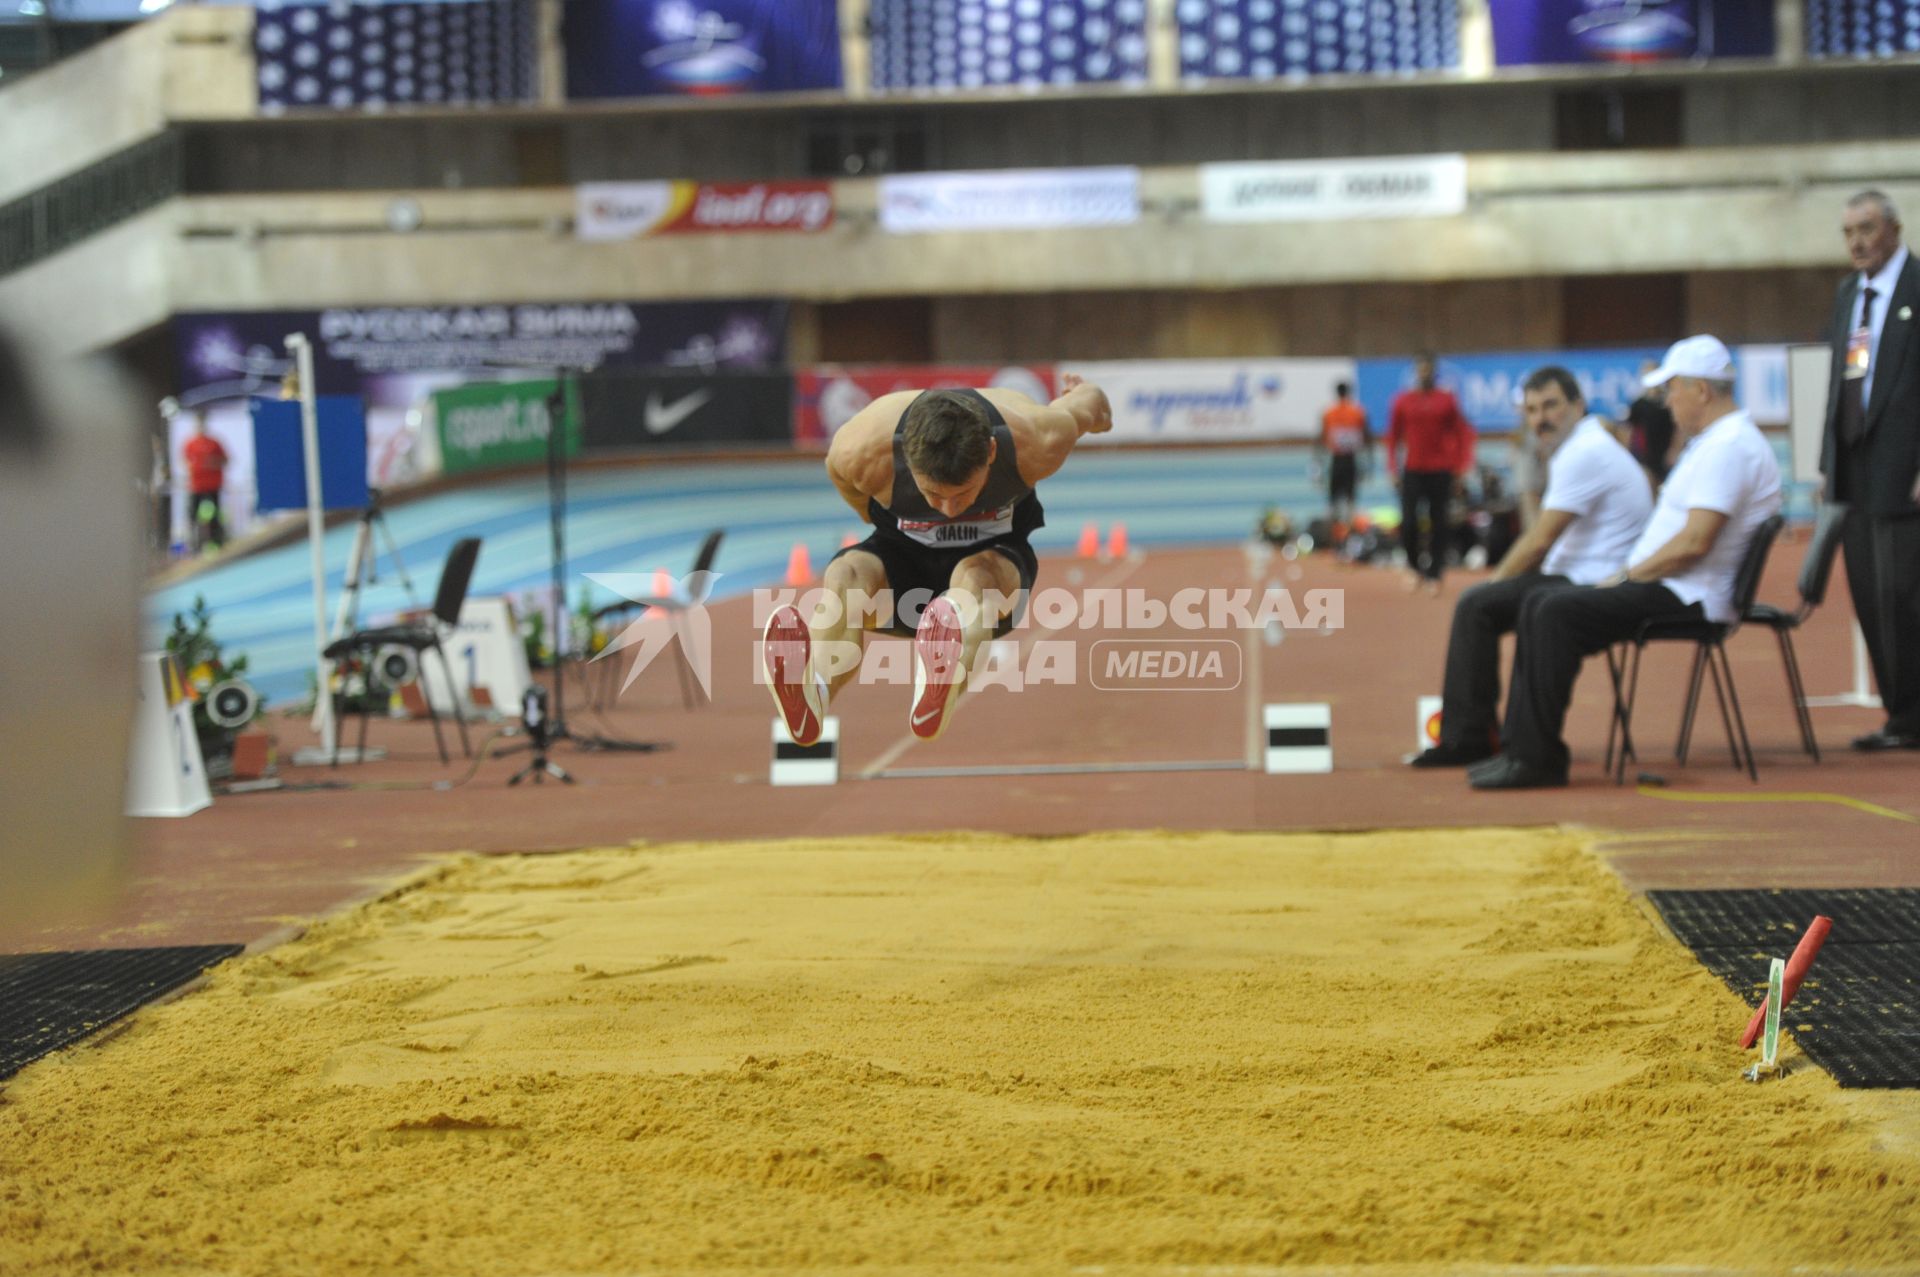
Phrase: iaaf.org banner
[
  {"left": 878, "top": 168, "right": 1140, "bottom": 235},
  {"left": 576, "top": 181, "right": 835, "bottom": 241},
  {"left": 1201, "top": 155, "right": 1468, "bottom": 223},
  {"left": 1061, "top": 359, "right": 1357, "bottom": 444},
  {"left": 793, "top": 365, "right": 1057, "bottom": 446}
]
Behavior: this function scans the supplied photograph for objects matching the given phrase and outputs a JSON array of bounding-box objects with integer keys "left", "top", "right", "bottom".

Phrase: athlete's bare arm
[
  {"left": 978, "top": 375, "right": 1112, "bottom": 487},
  {"left": 823, "top": 392, "right": 919, "bottom": 520}
]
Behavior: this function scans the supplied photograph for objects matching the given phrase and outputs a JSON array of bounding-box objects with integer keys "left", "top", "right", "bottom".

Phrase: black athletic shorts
[
  {"left": 1329, "top": 453, "right": 1359, "bottom": 503},
  {"left": 830, "top": 529, "right": 1038, "bottom": 638}
]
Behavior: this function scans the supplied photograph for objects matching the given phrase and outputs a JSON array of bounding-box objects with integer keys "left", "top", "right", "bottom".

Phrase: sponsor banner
[
  {"left": 1177, "top": 0, "right": 1458, "bottom": 80},
  {"left": 868, "top": 0, "right": 1149, "bottom": 91},
  {"left": 1201, "top": 156, "right": 1467, "bottom": 223},
  {"left": 575, "top": 181, "right": 835, "bottom": 241},
  {"left": 575, "top": 370, "right": 794, "bottom": 451},
  {"left": 1490, "top": 0, "right": 1775, "bottom": 66},
  {"left": 564, "top": 0, "right": 842, "bottom": 100},
  {"left": 1358, "top": 345, "right": 1793, "bottom": 436},
  {"left": 793, "top": 365, "right": 1058, "bottom": 447},
  {"left": 878, "top": 168, "right": 1140, "bottom": 235},
  {"left": 1809, "top": 0, "right": 1920, "bottom": 58},
  {"left": 431, "top": 379, "right": 581, "bottom": 475},
  {"left": 1060, "top": 359, "right": 1358, "bottom": 445},
  {"left": 1356, "top": 348, "right": 1664, "bottom": 437},
  {"left": 254, "top": 0, "right": 539, "bottom": 113}
]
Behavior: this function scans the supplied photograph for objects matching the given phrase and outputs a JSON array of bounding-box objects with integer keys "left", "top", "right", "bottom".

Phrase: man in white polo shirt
[
  {"left": 1409, "top": 365, "right": 1650, "bottom": 766},
  {"left": 1472, "top": 336, "right": 1782, "bottom": 789}
]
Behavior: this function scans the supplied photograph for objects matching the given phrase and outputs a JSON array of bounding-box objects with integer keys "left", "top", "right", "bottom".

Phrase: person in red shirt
[
  {"left": 180, "top": 413, "right": 229, "bottom": 551},
  {"left": 1386, "top": 352, "right": 1474, "bottom": 592},
  {"left": 1316, "top": 381, "right": 1371, "bottom": 525}
]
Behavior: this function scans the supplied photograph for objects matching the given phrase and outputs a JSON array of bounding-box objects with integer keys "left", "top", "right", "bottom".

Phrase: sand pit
[{"left": 2, "top": 827, "right": 1916, "bottom": 1275}]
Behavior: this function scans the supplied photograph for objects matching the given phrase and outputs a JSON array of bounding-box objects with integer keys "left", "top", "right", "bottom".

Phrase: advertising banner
[
  {"left": 1808, "top": 0, "right": 1920, "bottom": 58},
  {"left": 1356, "top": 348, "right": 1665, "bottom": 437},
  {"left": 867, "top": 0, "right": 1149, "bottom": 91},
  {"left": 878, "top": 168, "right": 1140, "bottom": 235},
  {"left": 575, "top": 181, "right": 835, "bottom": 241},
  {"left": 575, "top": 370, "right": 795, "bottom": 451},
  {"left": 564, "top": 0, "right": 842, "bottom": 100},
  {"left": 1489, "top": 0, "right": 1775, "bottom": 66},
  {"left": 793, "top": 365, "right": 1058, "bottom": 446},
  {"left": 1059, "top": 359, "right": 1358, "bottom": 444},
  {"left": 254, "top": 0, "right": 538, "bottom": 113},
  {"left": 1201, "top": 156, "right": 1468, "bottom": 223},
  {"left": 1176, "top": 0, "right": 1459, "bottom": 81},
  {"left": 431, "top": 379, "right": 581, "bottom": 475}
]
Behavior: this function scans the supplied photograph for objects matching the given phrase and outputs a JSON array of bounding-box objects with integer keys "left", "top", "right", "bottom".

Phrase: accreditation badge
[{"left": 1845, "top": 325, "right": 1871, "bottom": 379}]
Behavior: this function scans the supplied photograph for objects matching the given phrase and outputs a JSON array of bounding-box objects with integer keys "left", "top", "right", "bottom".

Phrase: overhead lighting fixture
[
  {"left": 139, "top": 0, "right": 174, "bottom": 13},
  {"left": 19, "top": 1, "right": 47, "bottom": 16}
]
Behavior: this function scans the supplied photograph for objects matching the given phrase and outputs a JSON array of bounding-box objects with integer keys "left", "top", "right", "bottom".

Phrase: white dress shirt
[
  {"left": 1856, "top": 243, "right": 1910, "bottom": 408},
  {"left": 1539, "top": 416, "right": 1653, "bottom": 585},
  {"left": 1628, "top": 410, "right": 1782, "bottom": 624}
]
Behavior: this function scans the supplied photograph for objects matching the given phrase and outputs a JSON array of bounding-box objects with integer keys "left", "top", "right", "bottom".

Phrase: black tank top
[{"left": 871, "top": 389, "right": 1045, "bottom": 549}]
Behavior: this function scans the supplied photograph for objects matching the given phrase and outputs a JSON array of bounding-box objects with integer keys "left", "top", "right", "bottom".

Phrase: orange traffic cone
[
  {"left": 785, "top": 542, "right": 814, "bottom": 587},
  {"left": 1076, "top": 523, "right": 1100, "bottom": 558},
  {"left": 652, "top": 568, "right": 672, "bottom": 600},
  {"left": 1106, "top": 523, "right": 1129, "bottom": 559},
  {"left": 841, "top": 533, "right": 859, "bottom": 549}
]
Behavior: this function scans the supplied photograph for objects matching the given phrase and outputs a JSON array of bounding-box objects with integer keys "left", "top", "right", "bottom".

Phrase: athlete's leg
[
  {"left": 908, "top": 548, "right": 1022, "bottom": 741},
  {"left": 766, "top": 548, "right": 889, "bottom": 745},
  {"left": 814, "top": 550, "right": 888, "bottom": 698}
]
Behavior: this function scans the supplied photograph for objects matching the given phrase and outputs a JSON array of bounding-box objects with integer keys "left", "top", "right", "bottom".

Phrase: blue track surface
[{"left": 147, "top": 441, "right": 1813, "bottom": 705}]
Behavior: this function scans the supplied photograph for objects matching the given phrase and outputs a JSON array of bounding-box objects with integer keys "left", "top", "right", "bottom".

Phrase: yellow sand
[{"left": 2, "top": 828, "right": 1917, "bottom": 1276}]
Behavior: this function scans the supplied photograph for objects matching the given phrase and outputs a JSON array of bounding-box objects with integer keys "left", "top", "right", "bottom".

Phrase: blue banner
[
  {"left": 1356, "top": 348, "right": 1666, "bottom": 437},
  {"left": 1489, "top": 0, "right": 1775, "bottom": 66},
  {"left": 564, "top": 0, "right": 842, "bottom": 99},
  {"left": 1176, "top": 0, "right": 1459, "bottom": 81},
  {"left": 1806, "top": 0, "right": 1920, "bottom": 57},
  {"left": 252, "top": 397, "right": 371, "bottom": 513},
  {"left": 869, "top": 0, "right": 1149, "bottom": 91},
  {"left": 254, "top": 0, "right": 538, "bottom": 112}
]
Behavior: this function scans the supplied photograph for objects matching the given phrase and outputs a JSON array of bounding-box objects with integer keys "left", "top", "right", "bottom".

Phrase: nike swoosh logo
[
  {"left": 912, "top": 707, "right": 944, "bottom": 727},
  {"left": 644, "top": 389, "right": 712, "bottom": 435}
]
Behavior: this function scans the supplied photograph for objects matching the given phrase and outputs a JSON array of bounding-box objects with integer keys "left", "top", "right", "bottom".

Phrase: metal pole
[{"left": 286, "top": 333, "right": 335, "bottom": 755}]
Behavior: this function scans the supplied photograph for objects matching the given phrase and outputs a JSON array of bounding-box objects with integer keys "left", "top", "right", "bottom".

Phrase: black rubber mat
[
  {"left": 0, "top": 945, "right": 244, "bottom": 1082},
  {"left": 1649, "top": 890, "right": 1920, "bottom": 1089}
]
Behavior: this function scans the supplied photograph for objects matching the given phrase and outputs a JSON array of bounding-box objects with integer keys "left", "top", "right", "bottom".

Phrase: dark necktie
[{"left": 1840, "top": 284, "right": 1877, "bottom": 445}]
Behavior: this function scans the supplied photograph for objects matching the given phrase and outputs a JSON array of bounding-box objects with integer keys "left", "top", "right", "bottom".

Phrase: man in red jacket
[
  {"left": 180, "top": 413, "right": 229, "bottom": 551},
  {"left": 1387, "top": 353, "right": 1474, "bottom": 593}
]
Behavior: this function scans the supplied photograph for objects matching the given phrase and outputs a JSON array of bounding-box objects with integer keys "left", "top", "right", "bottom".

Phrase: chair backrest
[
  {"left": 432, "top": 537, "right": 483, "bottom": 627},
  {"left": 1798, "top": 502, "right": 1851, "bottom": 610},
  {"left": 1729, "top": 513, "right": 1785, "bottom": 619},
  {"left": 686, "top": 528, "right": 725, "bottom": 604}
]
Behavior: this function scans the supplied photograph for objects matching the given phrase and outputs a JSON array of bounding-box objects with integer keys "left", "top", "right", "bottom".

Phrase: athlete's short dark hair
[
  {"left": 1523, "top": 365, "right": 1583, "bottom": 406},
  {"left": 902, "top": 391, "right": 992, "bottom": 486}
]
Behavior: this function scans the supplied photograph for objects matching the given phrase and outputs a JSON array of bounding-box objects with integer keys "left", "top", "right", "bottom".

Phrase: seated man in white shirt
[
  {"left": 1410, "top": 366, "right": 1652, "bottom": 766},
  {"left": 1471, "top": 336, "right": 1784, "bottom": 790}
]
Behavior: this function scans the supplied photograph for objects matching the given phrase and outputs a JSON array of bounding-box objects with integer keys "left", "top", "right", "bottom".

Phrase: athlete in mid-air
[{"left": 763, "top": 375, "right": 1113, "bottom": 745}]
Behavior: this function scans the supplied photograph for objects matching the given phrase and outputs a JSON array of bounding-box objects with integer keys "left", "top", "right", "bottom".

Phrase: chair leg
[
  {"left": 1615, "top": 643, "right": 1644, "bottom": 786},
  {"left": 422, "top": 646, "right": 451, "bottom": 765},
  {"left": 357, "top": 670, "right": 374, "bottom": 761},
  {"left": 671, "top": 613, "right": 699, "bottom": 709},
  {"left": 1675, "top": 644, "right": 1709, "bottom": 764},
  {"left": 1716, "top": 642, "right": 1760, "bottom": 783},
  {"left": 433, "top": 637, "right": 472, "bottom": 759},
  {"left": 1778, "top": 629, "right": 1820, "bottom": 763},
  {"left": 1703, "top": 644, "right": 1746, "bottom": 778},
  {"left": 1604, "top": 647, "right": 1621, "bottom": 774}
]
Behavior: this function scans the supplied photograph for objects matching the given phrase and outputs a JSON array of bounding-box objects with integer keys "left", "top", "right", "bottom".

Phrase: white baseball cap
[{"left": 1642, "top": 335, "right": 1736, "bottom": 387}]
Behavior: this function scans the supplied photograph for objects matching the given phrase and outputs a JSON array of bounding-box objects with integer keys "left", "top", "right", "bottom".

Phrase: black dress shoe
[
  {"left": 1407, "top": 741, "right": 1495, "bottom": 768},
  {"left": 1851, "top": 730, "right": 1920, "bottom": 751},
  {"left": 1469, "top": 754, "right": 1570, "bottom": 790}
]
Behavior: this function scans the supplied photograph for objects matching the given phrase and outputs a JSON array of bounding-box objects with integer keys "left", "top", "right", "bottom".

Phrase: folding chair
[
  {"left": 1607, "top": 514, "right": 1785, "bottom": 784},
  {"left": 323, "top": 536, "right": 481, "bottom": 765},
  {"left": 591, "top": 528, "right": 724, "bottom": 710},
  {"left": 1741, "top": 503, "right": 1850, "bottom": 764}
]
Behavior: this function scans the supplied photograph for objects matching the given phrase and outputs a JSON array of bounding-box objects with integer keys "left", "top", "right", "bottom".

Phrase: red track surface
[{"left": 27, "top": 539, "right": 1920, "bottom": 952}]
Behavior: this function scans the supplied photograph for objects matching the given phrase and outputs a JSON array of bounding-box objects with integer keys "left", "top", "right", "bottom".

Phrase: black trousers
[
  {"left": 1329, "top": 454, "right": 1358, "bottom": 507},
  {"left": 1438, "top": 572, "right": 1573, "bottom": 750},
  {"left": 1501, "top": 582, "right": 1701, "bottom": 770},
  {"left": 1400, "top": 469, "right": 1452, "bottom": 581},
  {"left": 1840, "top": 448, "right": 1920, "bottom": 735}
]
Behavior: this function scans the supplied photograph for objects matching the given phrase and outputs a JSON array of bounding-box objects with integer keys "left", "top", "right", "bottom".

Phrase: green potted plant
[{"left": 164, "top": 594, "right": 260, "bottom": 774}]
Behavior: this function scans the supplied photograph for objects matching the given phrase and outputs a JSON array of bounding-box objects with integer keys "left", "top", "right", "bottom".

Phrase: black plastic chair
[
  {"left": 590, "top": 528, "right": 724, "bottom": 710},
  {"left": 323, "top": 536, "right": 481, "bottom": 765},
  {"left": 1607, "top": 513, "right": 1785, "bottom": 784},
  {"left": 1741, "top": 503, "right": 1851, "bottom": 764}
]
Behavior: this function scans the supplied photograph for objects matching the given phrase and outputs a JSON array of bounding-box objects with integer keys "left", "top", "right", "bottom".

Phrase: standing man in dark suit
[{"left": 1821, "top": 189, "right": 1920, "bottom": 751}]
